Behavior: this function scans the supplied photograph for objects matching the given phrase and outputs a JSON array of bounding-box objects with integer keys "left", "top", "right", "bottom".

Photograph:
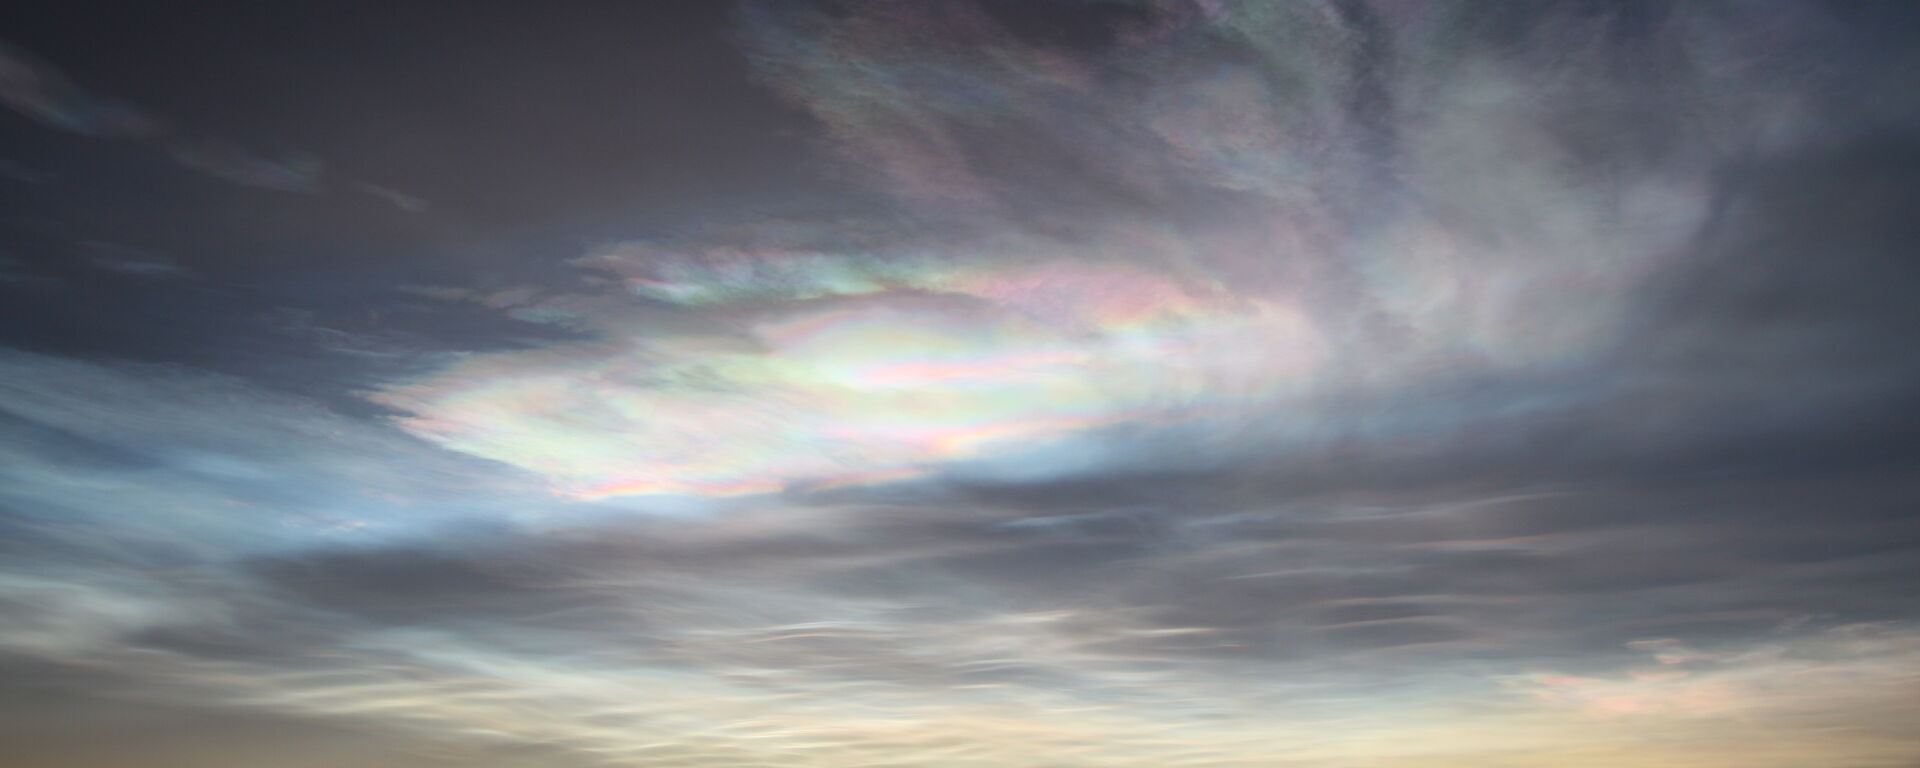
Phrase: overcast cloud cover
[{"left": 3, "top": 1, "right": 1920, "bottom": 766}]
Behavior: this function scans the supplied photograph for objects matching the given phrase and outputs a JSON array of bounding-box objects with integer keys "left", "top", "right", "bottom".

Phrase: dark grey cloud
[{"left": 0, "top": 39, "right": 329, "bottom": 193}]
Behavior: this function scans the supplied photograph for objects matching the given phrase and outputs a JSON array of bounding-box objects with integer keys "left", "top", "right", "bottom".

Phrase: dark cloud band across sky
[{"left": 3, "top": 2, "right": 1920, "bottom": 766}]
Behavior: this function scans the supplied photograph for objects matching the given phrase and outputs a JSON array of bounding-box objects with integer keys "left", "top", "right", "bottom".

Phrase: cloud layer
[
  {"left": 371, "top": 1, "right": 1849, "bottom": 500},
  {"left": 4, "top": 1, "right": 1920, "bottom": 766}
]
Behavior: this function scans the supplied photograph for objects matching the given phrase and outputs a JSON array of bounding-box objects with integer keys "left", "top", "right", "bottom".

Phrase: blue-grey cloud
[{"left": 1, "top": 39, "right": 328, "bottom": 194}]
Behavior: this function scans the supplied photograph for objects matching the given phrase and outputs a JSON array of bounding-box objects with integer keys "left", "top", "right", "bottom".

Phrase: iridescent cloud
[
  {"left": 375, "top": 1, "right": 1802, "bottom": 500},
  {"left": 374, "top": 236, "right": 1331, "bottom": 497}
]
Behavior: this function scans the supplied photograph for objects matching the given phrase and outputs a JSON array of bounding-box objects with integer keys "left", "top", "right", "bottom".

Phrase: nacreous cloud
[{"left": 373, "top": 1, "right": 1809, "bottom": 500}]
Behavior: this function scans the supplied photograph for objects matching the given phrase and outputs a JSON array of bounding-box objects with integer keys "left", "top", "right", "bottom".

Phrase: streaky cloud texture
[
  {"left": 3, "top": 1, "right": 1920, "bottom": 766},
  {"left": 375, "top": 1, "right": 1852, "bottom": 499}
]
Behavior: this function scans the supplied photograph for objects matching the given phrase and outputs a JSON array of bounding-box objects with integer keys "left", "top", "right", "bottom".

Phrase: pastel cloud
[
  {"left": 373, "top": 242, "right": 1328, "bottom": 497},
  {"left": 372, "top": 1, "right": 1810, "bottom": 500}
]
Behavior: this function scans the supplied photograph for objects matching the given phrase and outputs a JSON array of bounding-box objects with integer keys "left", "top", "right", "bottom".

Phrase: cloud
[
  {"left": 79, "top": 240, "right": 186, "bottom": 276},
  {"left": 3, "top": 432, "right": 1918, "bottom": 766},
  {"left": 372, "top": 235, "right": 1329, "bottom": 497},
  {"left": 360, "top": 1, "right": 1893, "bottom": 505},
  {"left": 0, "top": 39, "right": 327, "bottom": 193},
  {"left": 0, "top": 349, "right": 546, "bottom": 553},
  {"left": 355, "top": 181, "right": 430, "bottom": 212},
  {"left": 0, "top": 41, "right": 161, "bottom": 137},
  {"left": 165, "top": 139, "right": 326, "bottom": 193},
  {"left": 6, "top": 2, "right": 1920, "bottom": 766}
]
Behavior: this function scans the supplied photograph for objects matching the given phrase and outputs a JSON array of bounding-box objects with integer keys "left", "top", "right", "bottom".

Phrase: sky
[{"left": 3, "top": 1, "right": 1920, "bottom": 766}]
